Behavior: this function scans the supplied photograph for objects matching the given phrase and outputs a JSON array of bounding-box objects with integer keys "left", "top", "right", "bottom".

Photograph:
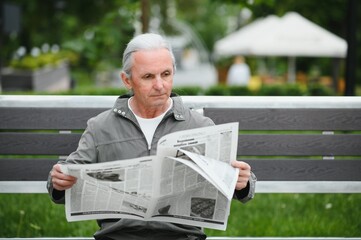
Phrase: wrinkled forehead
[{"left": 131, "top": 48, "right": 174, "bottom": 73}]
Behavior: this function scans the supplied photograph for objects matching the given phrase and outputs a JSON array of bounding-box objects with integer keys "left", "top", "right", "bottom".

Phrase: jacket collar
[{"left": 112, "top": 93, "right": 185, "bottom": 121}]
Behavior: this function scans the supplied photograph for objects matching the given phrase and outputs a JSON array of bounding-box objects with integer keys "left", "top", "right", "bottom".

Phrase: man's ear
[{"left": 121, "top": 72, "right": 132, "bottom": 90}]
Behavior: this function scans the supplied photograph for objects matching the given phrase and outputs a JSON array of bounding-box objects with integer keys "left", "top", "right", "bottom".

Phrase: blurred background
[
  {"left": 0, "top": 0, "right": 360, "bottom": 96},
  {"left": 1, "top": 1, "right": 361, "bottom": 238}
]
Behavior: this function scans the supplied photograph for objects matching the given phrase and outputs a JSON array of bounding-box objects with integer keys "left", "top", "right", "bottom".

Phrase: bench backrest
[{"left": 1, "top": 95, "right": 361, "bottom": 193}]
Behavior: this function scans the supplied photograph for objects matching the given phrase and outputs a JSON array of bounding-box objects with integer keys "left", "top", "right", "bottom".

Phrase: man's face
[{"left": 123, "top": 48, "right": 174, "bottom": 112}]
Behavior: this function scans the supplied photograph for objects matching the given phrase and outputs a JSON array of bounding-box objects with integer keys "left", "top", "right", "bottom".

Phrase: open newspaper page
[
  {"left": 60, "top": 156, "right": 155, "bottom": 222},
  {"left": 151, "top": 122, "right": 239, "bottom": 230},
  {"left": 61, "top": 122, "right": 239, "bottom": 230}
]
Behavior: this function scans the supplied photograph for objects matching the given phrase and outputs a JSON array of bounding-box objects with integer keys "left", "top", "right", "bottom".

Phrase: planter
[{"left": 1, "top": 63, "right": 71, "bottom": 92}]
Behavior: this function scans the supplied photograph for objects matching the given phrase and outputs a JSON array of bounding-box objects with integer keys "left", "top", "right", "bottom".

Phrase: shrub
[
  {"left": 9, "top": 51, "right": 77, "bottom": 70},
  {"left": 204, "top": 85, "right": 230, "bottom": 96},
  {"left": 258, "top": 84, "right": 287, "bottom": 96},
  {"left": 173, "top": 86, "right": 203, "bottom": 95},
  {"left": 57, "top": 87, "right": 128, "bottom": 96},
  {"left": 283, "top": 84, "right": 308, "bottom": 96},
  {"left": 257, "top": 84, "right": 307, "bottom": 96},
  {"left": 308, "top": 84, "right": 335, "bottom": 96},
  {"left": 228, "top": 86, "right": 253, "bottom": 96}
]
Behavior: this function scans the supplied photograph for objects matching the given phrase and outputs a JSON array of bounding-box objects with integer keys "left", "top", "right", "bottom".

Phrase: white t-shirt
[{"left": 128, "top": 98, "right": 173, "bottom": 149}]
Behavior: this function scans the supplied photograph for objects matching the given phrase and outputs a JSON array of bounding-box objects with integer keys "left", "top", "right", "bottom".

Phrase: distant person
[{"left": 227, "top": 56, "right": 250, "bottom": 86}]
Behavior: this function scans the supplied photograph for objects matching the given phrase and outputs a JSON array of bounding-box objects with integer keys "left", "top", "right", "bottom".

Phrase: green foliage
[
  {"left": 2, "top": 83, "right": 335, "bottom": 97},
  {"left": 308, "top": 83, "right": 336, "bottom": 96},
  {"left": 57, "top": 87, "right": 128, "bottom": 96},
  {"left": 8, "top": 87, "right": 128, "bottom": 96},
  {"left": 202, "top": 84, "right": 254, "bottom": 96},
  {"left": 1, "top": 193, "right": 360, "bottom": 237},
  {"left": 244, "top": 83, "right": 330, "bottom": 96},
  {"left": 2, "top": 0, "right": 360, "bottom": 88},
  {"left": 200, "top": 83, "right": 332, "bottom": 96},
  {"left": 284, "top": 84, "right": 308, "bottom": 96},
  {"left": 205, "top": 193, "right": 361, "bottom": 237},
  {"left": 257, "top": 85, "right": 285, "bottom": 96},
  {"left": 2, "top": 0, "right": 137, "bottom": 72},
  {"left": 175, "top": 0, "right": 244, "bottom": 52},
  {"left": 0, "top": 194, "right": 98, "bottom": 237},
  {"left": 2, "top": 0, "right": 360, "bottom": 91},
  {"left": 214, "top": 57, "right": 234, "bottom": 69},
  {"left": 61, "top": 5, "right": 136, "bottom": 71},
  {"left": 9, "top": 51, "right": 76, "bottom": 70},
  {"left": 204, "top": 85, "right": 230, "bottom": 96},
  {"left": 228, "top": 86, "right": 253, "bottom": 96},
  {"left": 172, "top": 86, "right": 203, "bottom": 95}
]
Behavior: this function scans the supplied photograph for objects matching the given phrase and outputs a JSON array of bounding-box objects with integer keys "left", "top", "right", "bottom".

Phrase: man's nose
[{"left": 153, "top": 75, "right": 163, "bottom": 89}]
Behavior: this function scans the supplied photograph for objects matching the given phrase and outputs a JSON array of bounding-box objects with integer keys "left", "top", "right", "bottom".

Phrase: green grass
[
  {"left": 0, "top": 194, "right": 98, "bottom": 237},
  {"left": 206, "top": 194, "right": 361, "bottom": 237},
  {"left": 1, "top": 193, "right": 360, "bottom": 237}
]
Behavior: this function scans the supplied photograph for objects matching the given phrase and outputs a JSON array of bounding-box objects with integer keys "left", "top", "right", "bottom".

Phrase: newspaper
[{"left": 60, "top": 122, "right": 239, "bottom": 230}]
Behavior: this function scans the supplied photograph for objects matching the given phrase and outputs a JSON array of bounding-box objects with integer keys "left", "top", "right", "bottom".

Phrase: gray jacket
[{"left": 47, "top": 94, "right": 256, "bottom": 240}]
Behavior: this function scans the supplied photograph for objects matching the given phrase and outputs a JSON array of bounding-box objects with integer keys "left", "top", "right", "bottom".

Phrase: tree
[{"left": 2, "top": 0, "right": 138, "bottom": 71}]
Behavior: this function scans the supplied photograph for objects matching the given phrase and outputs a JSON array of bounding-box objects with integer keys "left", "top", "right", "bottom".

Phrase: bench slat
[
  {"left": 1, "top": 133, "right": 361, "bottom": 156},
  {"left": 237, "top": 134, "right": 361, "bottom": 156},
  {"left": 204, "top": 108, "right": 361, "bottom": 130},
  {"left": 0, "top": 107, "right": 107, "bottom": 130},
  {"left": 0, "top": 159, "right": 57, "bottom": 181},
  {"left": 246, "top": 159, "right": 361, "bottom": 181},
  {"left": 0, "top": 133, "right": 81, "bottom": 155},
  {"left": 4, "top": 107, "right": 361, "bottom": 131},
  {"left": 1, "top": 159, "right": 360, "bottom": 181}
]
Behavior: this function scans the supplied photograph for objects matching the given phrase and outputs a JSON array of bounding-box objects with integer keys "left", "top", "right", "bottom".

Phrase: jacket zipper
[
  {"left": 122, "top": 109, "right": 175, "bottom": 155},
  {"left": 149, "top": 110, "right": 174, "bottom": 154}
]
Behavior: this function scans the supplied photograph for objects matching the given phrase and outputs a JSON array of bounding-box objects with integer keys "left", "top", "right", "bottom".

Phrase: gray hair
[{"left": 122, "top": 33, "right": 176, "bottom": 78}]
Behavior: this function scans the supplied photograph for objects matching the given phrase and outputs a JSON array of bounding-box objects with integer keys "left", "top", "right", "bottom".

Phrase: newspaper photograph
[{"left": 60, "top": 122, "right": 239, "bottom": 230}]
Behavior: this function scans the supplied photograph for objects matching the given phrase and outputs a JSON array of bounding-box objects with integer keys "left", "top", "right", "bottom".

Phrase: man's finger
[{"left": 231, "top": 160, "right": 251, "bottom": 170}]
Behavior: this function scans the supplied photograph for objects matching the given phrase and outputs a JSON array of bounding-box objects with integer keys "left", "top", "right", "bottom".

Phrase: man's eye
[
  {"left": 162, "top": 71, "right": 171, "bottom": 77},
  {"left": 143, "top": 74, "right": 152, "bottom": 79}
]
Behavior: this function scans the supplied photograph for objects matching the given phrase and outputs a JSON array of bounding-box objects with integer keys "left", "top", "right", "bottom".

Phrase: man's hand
[
  {"left": 231, "top": 160, "right": 251, "bottom": 190},
  {"left": 50, "top": 164, "right": 77, "bottom": 191}
]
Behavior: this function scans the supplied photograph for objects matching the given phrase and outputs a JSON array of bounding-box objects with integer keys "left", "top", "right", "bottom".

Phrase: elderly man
[{"left": 48, "top": 33, "right": 256, "bottom": 240}]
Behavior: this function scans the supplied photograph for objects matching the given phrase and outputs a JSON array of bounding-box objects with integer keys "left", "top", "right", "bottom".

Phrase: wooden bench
[{"left": 1, "top": 95, "right": 361, "bottom": 240}]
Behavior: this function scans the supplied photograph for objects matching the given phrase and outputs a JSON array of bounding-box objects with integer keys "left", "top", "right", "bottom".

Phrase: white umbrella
[
  {"left": 214, "top": 15, "right": 281, "bottom": 56},
  {"left": 214, "top": 12, "right": 348, "bottom": 82}
]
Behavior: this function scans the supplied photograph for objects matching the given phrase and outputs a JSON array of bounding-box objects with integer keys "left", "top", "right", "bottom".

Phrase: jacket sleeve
[
  {"left": 233, "top": 171, "right": 257, "bottom": 203},
  {"left": 47, "top": 171, "right": 66, "bottom": 204},
  {"left": 47, "top": 118, "right": 98, "bottom": 204}
]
